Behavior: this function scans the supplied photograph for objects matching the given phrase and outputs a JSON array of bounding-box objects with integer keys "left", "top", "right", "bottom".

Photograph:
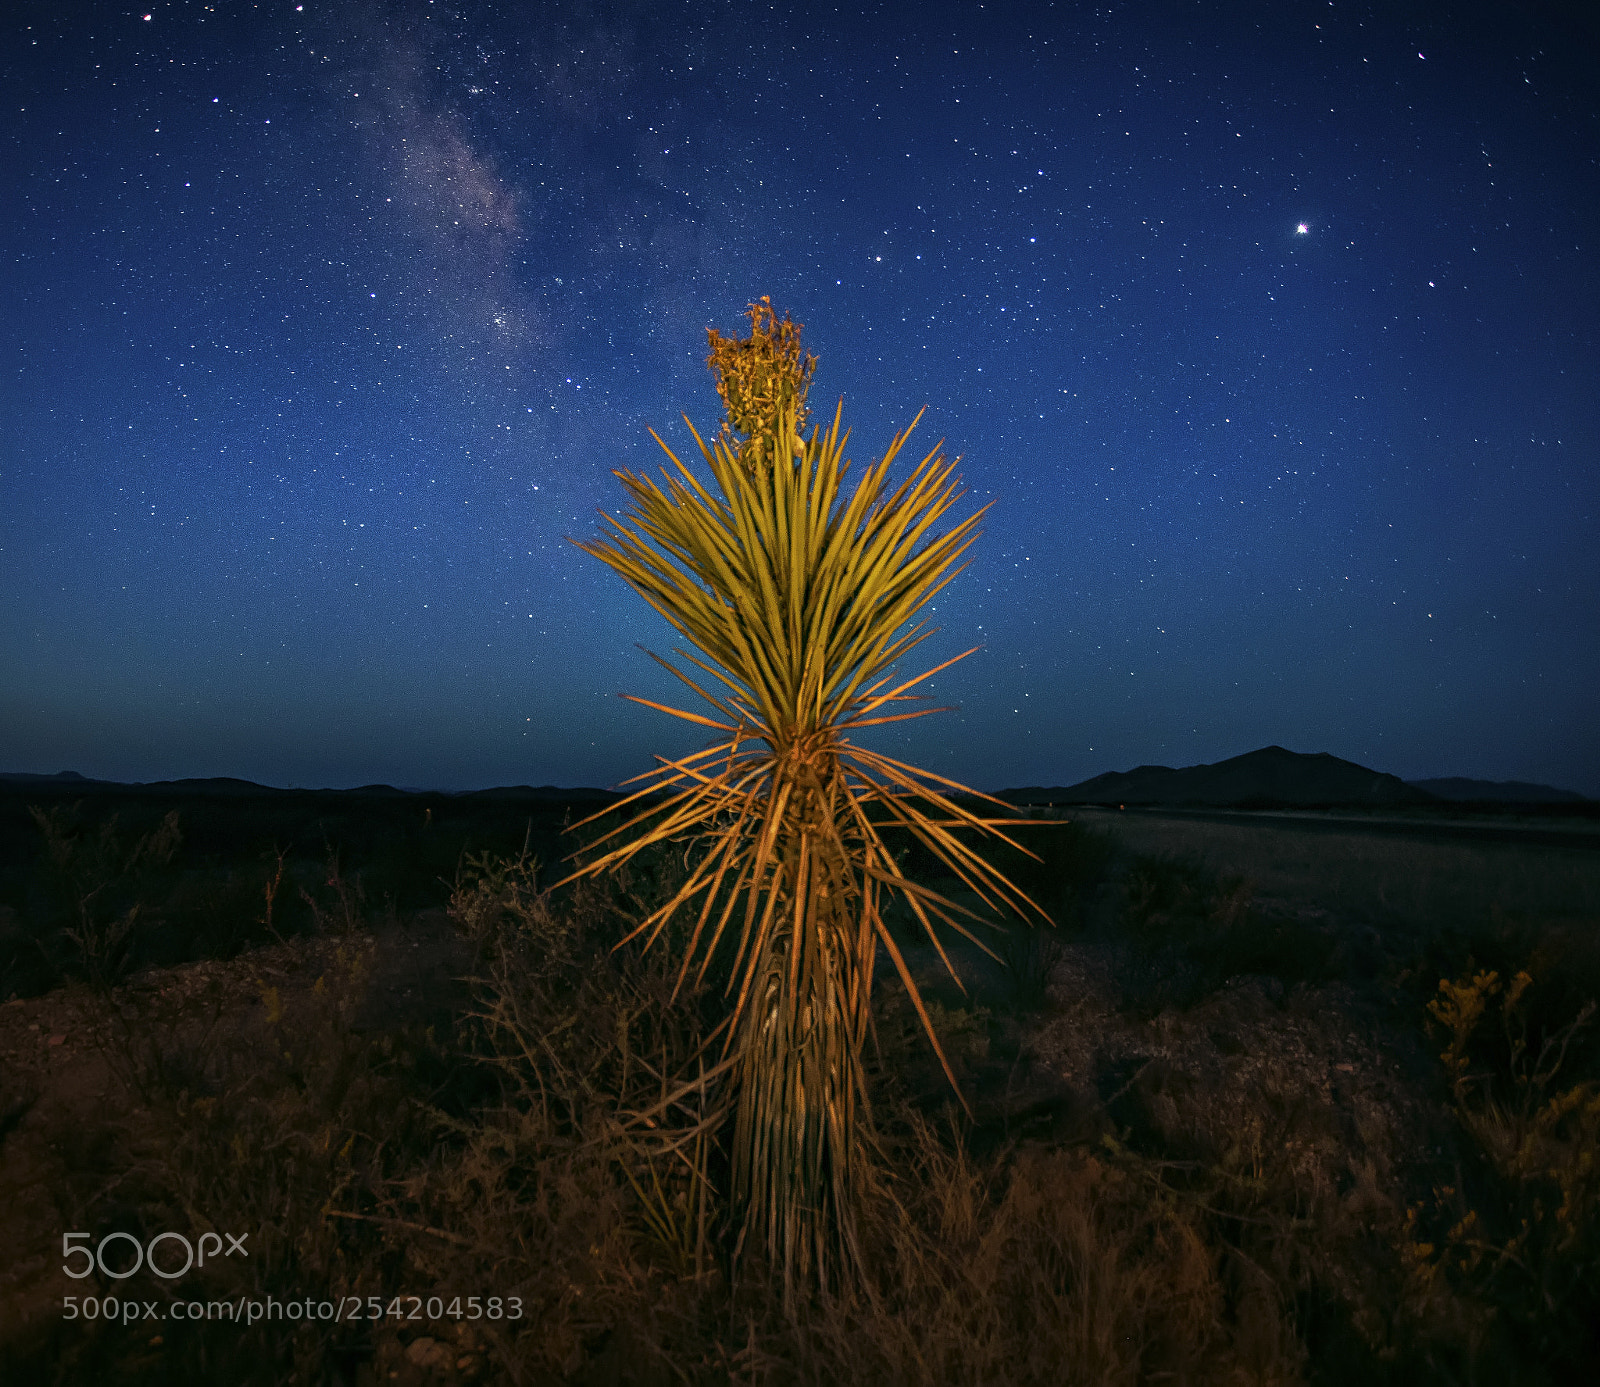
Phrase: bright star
[{"left": 1296, "top": 223, "right": 1310, "bottom": 235}]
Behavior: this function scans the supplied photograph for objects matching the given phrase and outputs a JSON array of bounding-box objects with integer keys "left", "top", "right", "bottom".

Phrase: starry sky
[{"left": 4, "top": 0, "right": 1597, "bottom": 796}]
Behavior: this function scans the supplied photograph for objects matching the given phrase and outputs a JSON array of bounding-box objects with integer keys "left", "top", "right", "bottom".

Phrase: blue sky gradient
[{"left": 4, "top": 0, "right": 1596, "bottom": 793}]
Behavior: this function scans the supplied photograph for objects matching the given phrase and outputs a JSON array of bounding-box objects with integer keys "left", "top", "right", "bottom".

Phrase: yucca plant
[{"left": 565, "top": 298, "right": 1049, "bottom": 1304}]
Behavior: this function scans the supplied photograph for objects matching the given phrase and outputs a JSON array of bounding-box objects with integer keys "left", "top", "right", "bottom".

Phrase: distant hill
[
  {"left": 6, "top": 762, "right": 1585, "bottom": 808},
  {"left": 0, "top": 772, "right": 287, "bottom": 796},
  {"left": 1406, "top": 777, "right": 1587, "bottom": 804},
  {"left": 1003, "top": 745, "right": 1437, "bottom": 808},
  {"left": 0, "top": 772, "right": 622, "bottom": 801}
]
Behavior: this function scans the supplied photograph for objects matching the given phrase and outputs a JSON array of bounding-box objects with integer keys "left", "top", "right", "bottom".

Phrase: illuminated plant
[{"left": 566, "top": 298, "right": 1047, "bottom": 1303}]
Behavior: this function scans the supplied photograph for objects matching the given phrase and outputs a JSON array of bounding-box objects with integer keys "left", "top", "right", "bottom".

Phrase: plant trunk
[{"left": 729, "top": 803, "right": 877, "bottom": 1308}]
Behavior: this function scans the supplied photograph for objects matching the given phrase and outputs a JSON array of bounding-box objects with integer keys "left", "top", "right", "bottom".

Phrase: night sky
[{"left": 5, "top": 0, "right": 1597, "bottom": 796}]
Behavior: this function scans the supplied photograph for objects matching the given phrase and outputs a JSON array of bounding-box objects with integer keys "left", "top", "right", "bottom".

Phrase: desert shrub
[
  {"left": 565, "top": 299, "right": 1053, "bottom": 1309},
  {"left": 1397, "top": 911, "right": 1600, "bottom": 1071},
  {"left": 150, "top": 862, "right": 275, "bottom": 966},
  {"left": 314, "top": 842, "right": 1311, "bottom": 1383},
  {"left": 994, "top": 917, "right": 1068, "bottom": 1010},
  {"left": 25, "top": 802, "right": 182, "bottom": 990},
  {"left": 1518, "top": 921, "right": 1600, "bottom": 1075},
  {"left": 1394, "top": 966, "right": 1600, "bottom": 1379},
  {"left": 33, "top": 941, "right": 468, "bottom": 1384},
  {"left": 1121, "top": 851, "right": 1221, "bottom": 945},
  {"left": 867, "top": 991, "right": 997, "bottom": 1114},
  {"left": 362, "top": 842, "right": 732, "bottom": 1377},
  {"left": 296, "top": 843, "right": 370, "bottom": 937},
  {"left": 415, "top": 854, "right": 1311, "bottom": 1384},
  {"left": 1119, "top": 851, "right": 1340, "bottom": 998},
  {"left": 1084, "top": 1055, "right": 1407, "bottom": 1385},
  {"left": 980, "top": 817, "right": 1113, "bottom": 922},
  {"left": 978, "top": 819, "right": 1113, "bottom": 1010}
]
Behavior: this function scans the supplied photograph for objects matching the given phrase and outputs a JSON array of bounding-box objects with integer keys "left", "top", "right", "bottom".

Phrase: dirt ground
[{"left": 0, "top": 909, "right": 475, "bottom": 1361}]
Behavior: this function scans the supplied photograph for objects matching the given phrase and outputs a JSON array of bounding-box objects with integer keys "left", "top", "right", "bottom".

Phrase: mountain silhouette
[
  {"left": 4, "top": 759, "right": 1584, "bottom": 806},
  {"left": 0, "top": 771, "right": 625, "bottom": 801},
  {"left": 1004, "top": 745, "right": 1436, "bottom": 808},
  {"left": 1405, "top": 777, "right": 1586, "bottom": 804}
]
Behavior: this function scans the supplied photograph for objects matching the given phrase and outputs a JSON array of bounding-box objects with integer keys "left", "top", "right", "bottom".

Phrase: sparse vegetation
[
  {"left": 26, "top": 802, "right": 182, "bottom": 990},
  {"left": 1396, "top": 966, "right": 1600, "bottom": 1376},
  {"left": 3, "top": 793, "right": 1596, "bottom": 1383}
]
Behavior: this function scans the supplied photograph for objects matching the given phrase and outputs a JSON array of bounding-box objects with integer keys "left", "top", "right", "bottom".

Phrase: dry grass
[
  {"left": 6, "top": 809, "right": 1598, "bottom": 1384},
  {"left": 1070, "top": 809, "right": 1600, "bottom": 936}
]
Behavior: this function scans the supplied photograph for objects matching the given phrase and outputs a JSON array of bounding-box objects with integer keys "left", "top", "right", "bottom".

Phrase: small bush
[
  {"left": 995, "top": 917, "right": 1067, "bottom": 1010},
  {"left": 1121, "top": 851, "right": 1222, "bottom": 944},
  {"left": 39, "top": 941, "right": 457, "bottom": 1383},
  {"left": 1396, "top": 966, "right": 1600, "bottom": 1377},
  {"left": 1119, "top": 851, "right": 1340, "bottom": 997},
  {"left": 27, "top": 802, "right": 182, "bottom": 989}
]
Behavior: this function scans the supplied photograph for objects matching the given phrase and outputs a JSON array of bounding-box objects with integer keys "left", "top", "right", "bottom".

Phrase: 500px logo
[{"left": 63, "top": 1231, "right": 250, "bottom": 1281}]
